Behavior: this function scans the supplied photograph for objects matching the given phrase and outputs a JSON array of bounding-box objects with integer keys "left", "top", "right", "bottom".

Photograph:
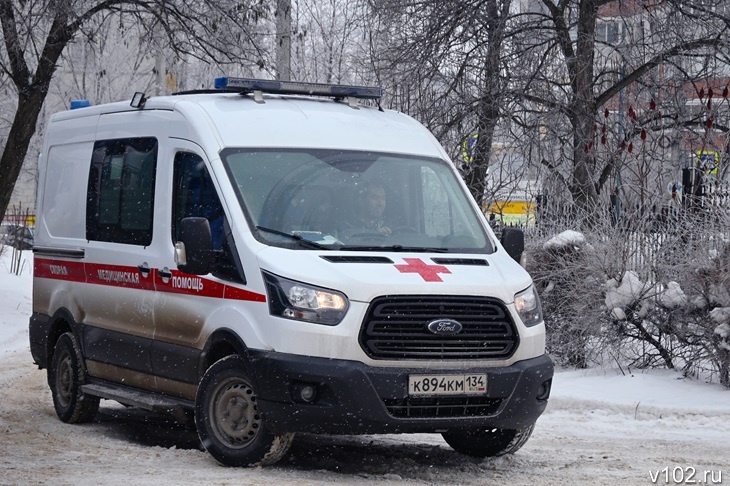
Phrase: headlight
[
  {"left": 263, "top": 271, "right": 348, "bottom": 325},
  {"left": 515, "top": 284, "right": 543, "bottom": 327}
]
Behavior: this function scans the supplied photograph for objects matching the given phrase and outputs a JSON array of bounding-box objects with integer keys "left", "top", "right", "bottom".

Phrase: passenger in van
[{"left": 343, "top": 181, "right": 392, "bottom": 236}]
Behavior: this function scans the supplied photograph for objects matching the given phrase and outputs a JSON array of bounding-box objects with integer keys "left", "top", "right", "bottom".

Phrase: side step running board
[{"left": 81, "top": 383, "right": 194, "bottom": 412}]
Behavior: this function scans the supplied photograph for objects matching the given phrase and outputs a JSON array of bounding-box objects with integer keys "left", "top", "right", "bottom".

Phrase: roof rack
[{"left": 211, "top": 77, "right": 384, "bottom": 108}]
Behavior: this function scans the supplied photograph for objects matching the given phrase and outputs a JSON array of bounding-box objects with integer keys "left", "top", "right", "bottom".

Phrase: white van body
[{"left": 30, "top": 79, "right": 553, "bottom": 467}]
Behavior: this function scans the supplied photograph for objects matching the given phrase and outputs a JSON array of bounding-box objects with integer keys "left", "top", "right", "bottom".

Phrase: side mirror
[
  {"left": 175, "top": 217, "right": 213, "bottom": 275},
  {"left": 500, "top": 227, "right": 524, "bottom": 264}
]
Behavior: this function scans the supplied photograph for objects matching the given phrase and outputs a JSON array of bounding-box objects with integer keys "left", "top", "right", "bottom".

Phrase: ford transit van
[{"left": 30, "top": 78, "right": 553, "bottom": 467}]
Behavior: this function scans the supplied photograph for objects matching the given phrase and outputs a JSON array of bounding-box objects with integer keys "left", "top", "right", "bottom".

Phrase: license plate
[{"left": 408, "top": 374, "right": 487, "bottom": 396}]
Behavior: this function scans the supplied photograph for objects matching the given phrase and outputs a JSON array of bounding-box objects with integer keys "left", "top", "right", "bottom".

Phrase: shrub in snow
[
  {"left": 610, "top": 307, "right": 626, "bottom": 320},
  {"left": 715, "top": 323, "right": 730, "bottom": 352},
  {"left": 660, "top": 281, "right": 687, "bottom": 309},
  {"left": 662, "top": 226, "right": 730, "bottom": 387},
  {"left": 604, "top": 271, "right": 651, "bottom": 310},
  {"left": 528, "top": 207, "right": 730, "bottom": 387},
  {"left": 528, "top": 228, "right": 607, "bottom": 368},
  {"left": 542, "top": 230, "right": 586, "bottom": 251}
]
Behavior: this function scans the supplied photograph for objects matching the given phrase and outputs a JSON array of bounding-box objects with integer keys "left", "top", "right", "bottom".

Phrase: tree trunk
[
  {"left": 571, "top": 109, "right": 599, "bottom": 212},
  {"left": 464, "top": 0, "right": 509, "bottom": 208},
  {"left": 0, "top": 91, "right": 46, "bottom": 225},
  {"left": 465, "top": 98, "right": 499, "bottom": 208},
  {"left": 0, "top": 0, "right": 71, "bottom": 225},
  {"left": 275, "top": 0, "right": 292, "bottom": 81},
  {"left": 569, "top": 0, "right": 600, "bottom": 213}
]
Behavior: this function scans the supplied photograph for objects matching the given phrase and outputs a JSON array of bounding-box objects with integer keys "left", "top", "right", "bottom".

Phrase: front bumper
[{"left": 248, "top": 350, "right": 553, "bottom": 435}]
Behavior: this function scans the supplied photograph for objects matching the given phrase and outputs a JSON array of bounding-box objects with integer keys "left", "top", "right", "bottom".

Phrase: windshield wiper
[
  {"left": 338, "top": 245, "right": 449, "bottom": 253},
  {"left": 255, "top": 226, "right": 331, "bottom": 250}
]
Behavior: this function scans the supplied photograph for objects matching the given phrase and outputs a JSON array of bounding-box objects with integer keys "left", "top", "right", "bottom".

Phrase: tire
[
  {"left": 195, "top": 355, "right": 294, "bottom": 467},
  {"left": 48, "top": 332, "right": 100, "bottom": 423},
  {"left": 442, "top": 424, "right": 535, "bottom": 458}
]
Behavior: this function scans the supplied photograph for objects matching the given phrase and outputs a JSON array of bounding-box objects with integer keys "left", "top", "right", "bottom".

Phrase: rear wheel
[
  {"left": 48, "top": 332, "right": 99, "bottom": 423},
  {"left": 195, "top": 355, "right": 294, "bottom": 467},
  {"left": 442, "top": 424, "right": 535, "bottom": 458}
]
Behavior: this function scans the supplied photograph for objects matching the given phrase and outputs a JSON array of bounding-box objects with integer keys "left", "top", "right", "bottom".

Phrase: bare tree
[
  {"left": 0, "top": 0, "right": 270, "bottom": 224},
  {"left": 52, "top": 18, "right": 158, "bottom": 103},
  {"left": 363, "top": 0, "right": 730, "bottom": 220},
  {"left": 290, "top": 0, "right": 370, "bottom": 84},
  {"left": 512, "top": 0, "right": 730, "bottom": 215},
  {"left": 276, "top": 0, "right": 292, "bottom": 80},
  {"left": 367, "top": 0, "right": 513, "bottom": 207}
]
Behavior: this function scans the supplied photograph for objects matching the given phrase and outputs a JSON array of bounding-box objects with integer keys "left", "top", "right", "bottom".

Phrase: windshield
[{"left": 221, "top": 149, "right": 494, "bottom": 253}]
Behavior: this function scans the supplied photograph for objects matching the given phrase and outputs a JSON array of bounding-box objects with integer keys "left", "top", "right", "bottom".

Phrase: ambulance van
[{"left": 30, "top": 78, "right": 553, "bottom": 467}]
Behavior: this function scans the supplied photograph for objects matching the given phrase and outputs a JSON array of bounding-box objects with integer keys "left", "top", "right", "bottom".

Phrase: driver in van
[{"left": 349, "top": 181, "right": 392, "bottom": 236}]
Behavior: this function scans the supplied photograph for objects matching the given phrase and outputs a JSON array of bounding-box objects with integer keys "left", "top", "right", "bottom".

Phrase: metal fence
[{"left": 519, "top": 198, "right": 729, "bottom": 282}]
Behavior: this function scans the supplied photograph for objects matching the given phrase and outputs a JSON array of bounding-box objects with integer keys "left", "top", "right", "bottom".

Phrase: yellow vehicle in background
[{"left": 486, "top": 200, "right": 536, "bottom": 227}]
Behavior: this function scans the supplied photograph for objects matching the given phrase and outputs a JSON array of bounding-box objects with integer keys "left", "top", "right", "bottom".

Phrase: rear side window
[{"left": 86, "top": 137, "right": 157, "bottom": 245}]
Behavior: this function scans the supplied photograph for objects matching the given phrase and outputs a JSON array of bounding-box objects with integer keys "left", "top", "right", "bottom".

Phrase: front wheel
[
  {"left": 442, "top": 424, "right": 535, "bottom": 458},
  {"left": 48, "top": 332, "right": 99, "bottom": 423},
  {"left": 195, "top": 355, "right": 294, "bottom": 467}
]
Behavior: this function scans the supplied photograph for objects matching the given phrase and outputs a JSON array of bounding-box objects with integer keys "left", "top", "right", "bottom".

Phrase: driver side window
[
  {"left": 172, "top": 152, "right": 244, "bottom": 283},
  {"left": 172, "top": 152, "right": 224, "bottom": 250}
]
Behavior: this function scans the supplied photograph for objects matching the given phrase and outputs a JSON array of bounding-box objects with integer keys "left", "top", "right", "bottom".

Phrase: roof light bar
[
  {"left": 70, "top": 99, "right": 91, "bottom": 110},
  {"left": 214, "top": 77, "right": 383, "bottom": 100}
]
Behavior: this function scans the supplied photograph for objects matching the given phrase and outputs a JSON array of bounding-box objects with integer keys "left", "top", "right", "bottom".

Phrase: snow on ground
[
  {"left": 1, "top": 248, "right": 728, "bottom": 485},
  {"left": 0, "top": 248, "right": 33, "bottom": 355}
]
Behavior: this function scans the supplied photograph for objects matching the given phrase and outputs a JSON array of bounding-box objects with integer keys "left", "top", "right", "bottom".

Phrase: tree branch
[{"left": 596, "top": 36, "right": 727, "bottom": 109}]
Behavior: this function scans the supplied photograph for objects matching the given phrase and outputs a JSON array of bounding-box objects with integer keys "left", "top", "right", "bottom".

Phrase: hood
[{"left": 256, "top": 247, "right": 533, "bottom": 304}]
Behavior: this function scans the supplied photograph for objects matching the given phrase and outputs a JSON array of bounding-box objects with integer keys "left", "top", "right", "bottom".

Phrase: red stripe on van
[
  {"left": 224, "top": 285, "right": 267, "bottom": 302},
  {"left": 34, "top": 258, "right": 266, "bottom": 302},
  {"left": 85, "top": 262, "right": 156, "bottom": 291},
  {"left": 153, "top": 269, "right": 267, "bottom": 302},
  {"left": 34, "top": 259, "right": 86, "bottom": 282},
  {"left": 154, "top": 269, "right": 225, "bottom": 298}
]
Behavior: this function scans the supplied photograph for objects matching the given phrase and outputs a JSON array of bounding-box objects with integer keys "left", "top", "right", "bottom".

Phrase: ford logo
[{"left": 427, "top": 319, "right": 463, "bottom": 335}]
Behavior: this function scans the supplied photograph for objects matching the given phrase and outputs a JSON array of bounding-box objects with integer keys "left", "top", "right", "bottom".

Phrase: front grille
[
  {"left": 359, "top": 296, "right": 518, "bottom": 360},
  {"left": 384, "top": 396, "right": 503, "bottom": 418}
]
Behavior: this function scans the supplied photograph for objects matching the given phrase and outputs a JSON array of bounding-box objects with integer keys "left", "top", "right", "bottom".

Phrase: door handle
[
  {"left": 137, "top": 262, "right": 151, "bottom": 277},
  {"left": 158, "top": 268, "right": 173, "bottom": 279}
]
